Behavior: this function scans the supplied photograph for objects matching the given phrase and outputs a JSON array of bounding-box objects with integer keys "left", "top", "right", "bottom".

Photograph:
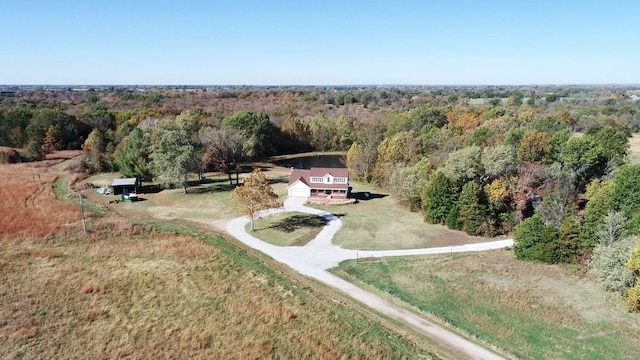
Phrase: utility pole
[{"left": 79, "top": 192, "right": 86, "bottom": 235}]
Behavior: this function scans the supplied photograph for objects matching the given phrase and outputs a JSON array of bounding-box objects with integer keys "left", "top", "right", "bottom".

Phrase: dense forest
[{"left": 2, "top": 84, "right": 640, "bottom": 310}]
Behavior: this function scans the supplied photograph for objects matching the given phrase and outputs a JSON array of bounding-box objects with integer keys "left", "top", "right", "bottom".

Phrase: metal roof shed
[{"left": 110, "top": 178, "right": 140, "bottom": 195}]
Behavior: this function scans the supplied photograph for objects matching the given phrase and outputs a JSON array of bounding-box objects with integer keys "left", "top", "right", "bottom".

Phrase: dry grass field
[
  {"left": 0, "top": 158, "right": 432, "bottom": 359},
  {"left": 628, "top": 133, "right": 640, "bottom": 165},
  {"left": 333, "top": 251, "right": 640, "bottom": 359}
]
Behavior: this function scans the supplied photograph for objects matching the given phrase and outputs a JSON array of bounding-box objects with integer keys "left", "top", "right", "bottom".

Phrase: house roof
[
  {"left": 287, "top": 167, "right": 349, "bottom": 190},
  {"left": 288, "top": 170, "right": 311, "bottom": 187},
  {"left": 310, "top": 167, "right": 348, "bottom": 178},
  {"left": 111, "top": 178, "right": 138, "bottom": 186}
]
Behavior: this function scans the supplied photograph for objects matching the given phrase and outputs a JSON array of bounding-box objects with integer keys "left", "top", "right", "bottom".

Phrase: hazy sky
[{"left": 1, "top": 1, "right": 638, "bottom": 85}]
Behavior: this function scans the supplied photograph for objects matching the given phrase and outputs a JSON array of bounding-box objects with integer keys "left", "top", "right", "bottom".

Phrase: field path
[{"left": 227, "top": 197, "right": 513, "bottom": 360}]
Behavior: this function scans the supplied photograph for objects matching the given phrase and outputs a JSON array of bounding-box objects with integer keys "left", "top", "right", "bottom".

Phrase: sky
[{"left": 1, "top": 1, "right": 638, "bottom": 85}]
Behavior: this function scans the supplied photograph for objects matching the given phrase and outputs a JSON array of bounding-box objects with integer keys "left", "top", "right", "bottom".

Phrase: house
[
  {"left": 287, "top": 167, "right": 349, "bottom": 198},
  {"left": 109, "top": 178, "right": 141, "bottom": 195}
]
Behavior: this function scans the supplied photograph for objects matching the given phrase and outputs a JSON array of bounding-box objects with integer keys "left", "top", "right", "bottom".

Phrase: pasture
[
  {"left": 333, "top": 250, "right": 640, "bottom": 360},
  {"left": 0, "top": 159, "right": 432, "bottom": 359}
]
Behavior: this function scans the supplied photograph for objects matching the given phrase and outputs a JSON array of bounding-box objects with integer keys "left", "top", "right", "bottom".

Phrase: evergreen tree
[
  {"left": 422, "top": 172, "right": 457, "bottom": 224},
  {"left": 456, "top": 181, "right": 486, "bottom": 235},
  {"left": 114, "top": 127, "right": 153, "bottom": 181}
]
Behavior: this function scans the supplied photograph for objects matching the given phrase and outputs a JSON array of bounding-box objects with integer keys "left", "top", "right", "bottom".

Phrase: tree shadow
[
  {"left": 348, "top": 191, "right": 388, "bottom": 201},
  {"left": 188, "top": 182, "right": 236, "bottom": 194},
  {"left": 139, "top": 184, "right": 163, "bottom": 194},
  {"left": 269, "top": 214, "right": 329, "bottom": 233}
]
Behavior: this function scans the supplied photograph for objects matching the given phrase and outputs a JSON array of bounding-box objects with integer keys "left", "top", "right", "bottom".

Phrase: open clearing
[
  {"left": 312, "top": 182, "right": 493, "bottom": 250},
  {"left": 0, "top": 159, "right": 432, "bottom": 359},
  {"left": 628, "top": 133, "right": 640, "bottom": 165},
  {"left": 333, "top": 250, "right": 640, "bottom": 360},
  {"left": 86, "top": 166, "right": 491, "bottom": 252}
]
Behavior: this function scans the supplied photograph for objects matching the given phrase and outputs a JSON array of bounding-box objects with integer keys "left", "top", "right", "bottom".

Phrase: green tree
[
  {"left": 481, "top": 144, "right": 517, "bottom": 182},
  {"left": 149, "top": 120, "right": 195, "bottom": 194},
  {"left": 556, "top": 216, "right": 583, "bottom": 263},
  {"left": 440, "top": 145, "right": 482, "bottom": 185},
  {"left": 559, "top": 136, "right": 607, "bottom": 186},
  {"left": 422, "top": 172, "right": 457, "bottom": 224},
  {"left": 114, "top": 127, "right": 153, "bottom": 181},
  {"left": 581, "top": 180, "right": 615, "bottom": 250},
  {"left": 222, "top": 110, "right": 275, "bottom": 158},
  {"left": 231, "top": 169, "right": 282, "bottom": 231},
  {"left": 456, "top": 181, "right": 486, "bottom": 235},
  {"left": 513, "top": 214, "right": 558, "bottom": 263},
  {"left": 587, "top": 125, "right": 631, "bottom": 167},
  {"left": 409, "top": 106, "right": 448, "bottom": 131},
  {"left": 611, "top": 165, "right": 640, "bottom": 217}
]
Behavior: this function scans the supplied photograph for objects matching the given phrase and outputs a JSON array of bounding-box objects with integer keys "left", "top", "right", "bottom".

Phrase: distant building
[{"left": 287, "top": 167, "right": 349, "bottom": 198}]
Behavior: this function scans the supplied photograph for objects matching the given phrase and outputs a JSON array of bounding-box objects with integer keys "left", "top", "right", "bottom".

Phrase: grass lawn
[
  {"left": 247, "top": 211, "right": 328, "bottom": 246},
  {"left": 84, "top": 171, "right": 290, "bottom": 224},
  {"left": 313, "top": 182, "right": 492, "bottom": 250},
  {"left": 332, "top": 250, "right": 640, "bottom": 360}
]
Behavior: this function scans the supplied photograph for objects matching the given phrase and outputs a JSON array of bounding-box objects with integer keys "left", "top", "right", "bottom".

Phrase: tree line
[{"left": 2, "top": 86, "right": 640, "bottom": 310}]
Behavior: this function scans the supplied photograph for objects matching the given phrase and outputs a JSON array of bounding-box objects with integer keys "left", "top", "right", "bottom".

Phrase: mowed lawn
[
  {"left": 333, "top": 250, "right": 640, "bottom": 360},
  {"left": 313, "top": 182, "right": 492, "bottom": 250},
  {"left": 83, "top": 170, "right": 290, "bottom": 226},
  {"left": 248, "top": 211, "right": 327, "bottom": 246}
]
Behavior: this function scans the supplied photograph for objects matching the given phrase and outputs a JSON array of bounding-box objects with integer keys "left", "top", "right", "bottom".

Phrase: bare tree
[{"left": 202, "top": 127, "right": 246, "bottom": 185}]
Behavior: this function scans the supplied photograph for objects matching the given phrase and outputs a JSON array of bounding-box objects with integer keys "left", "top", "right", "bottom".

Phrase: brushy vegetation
[
  {"left": 0, "top": 161, "right": 434, "bottom": 359},
  {"left": 333, "top": 251, "right": 640, "bottom": 360}
]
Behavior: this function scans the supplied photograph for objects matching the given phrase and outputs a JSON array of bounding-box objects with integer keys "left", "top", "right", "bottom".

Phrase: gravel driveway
[{"left": 227, "top": 196, "right": 512, "bottom": 360}]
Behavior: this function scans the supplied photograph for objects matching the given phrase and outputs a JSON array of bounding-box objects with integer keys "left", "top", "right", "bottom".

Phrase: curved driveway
[{"left": 227, "top": 196, "right": 513, "bottom": 360}]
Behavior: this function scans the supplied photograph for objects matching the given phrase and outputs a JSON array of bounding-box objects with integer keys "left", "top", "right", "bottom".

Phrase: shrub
[{"left": 589, "top": 236, "right": 636, "bottom": 295}]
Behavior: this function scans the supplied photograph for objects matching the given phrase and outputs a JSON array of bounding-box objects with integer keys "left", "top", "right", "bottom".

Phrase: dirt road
[{"left": 227, "top": 197, "right": 512, "bottom": 360}]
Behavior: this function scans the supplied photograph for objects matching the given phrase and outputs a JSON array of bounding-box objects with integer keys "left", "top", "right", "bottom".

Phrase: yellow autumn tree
[
  {"left": 624, "top": 240, "right": 640, "bottom": 312},
  {"left": 231, "top": 168, "right": 282, "bottom": 231}
]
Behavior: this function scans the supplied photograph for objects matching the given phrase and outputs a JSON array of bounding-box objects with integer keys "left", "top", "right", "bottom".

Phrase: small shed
[{"left": 110, "top": 178, "right": 140, "bottom": 195}]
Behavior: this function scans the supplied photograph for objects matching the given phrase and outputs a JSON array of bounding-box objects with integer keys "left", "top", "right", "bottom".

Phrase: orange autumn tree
[{"left": 232, "top": 168, "right": 282, "bottom": 231}]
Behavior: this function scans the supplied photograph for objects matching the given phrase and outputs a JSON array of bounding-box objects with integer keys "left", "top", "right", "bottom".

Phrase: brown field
[
  {"left": 0, "top": 161, "right": 82, "bottom": 241},
  {"left": 0, "top": 158, "right": 430, "bottom": 359}
]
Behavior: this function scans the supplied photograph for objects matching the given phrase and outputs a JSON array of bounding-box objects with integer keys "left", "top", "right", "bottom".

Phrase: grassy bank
[{"left": 333, "top": 250, "right": 640, "bottom": 359}]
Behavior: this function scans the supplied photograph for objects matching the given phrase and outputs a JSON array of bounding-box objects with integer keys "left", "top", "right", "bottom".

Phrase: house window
[
  {"left": 334, "top": 177, "right": 347, "bottom": 183},
  {"left": 310, "top": 177, "right": 323, "bottom": 183}
]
